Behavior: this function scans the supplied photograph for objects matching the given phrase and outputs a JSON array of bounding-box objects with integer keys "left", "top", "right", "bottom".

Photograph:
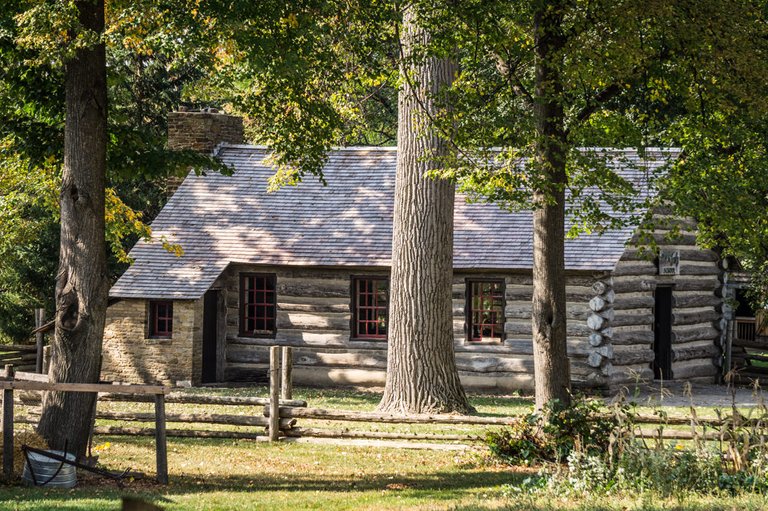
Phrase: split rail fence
[
  {"left": 5, "top": 346, "right": 767, "bottom": 481},
  {"left": 0, "top": 366, "right": 169, "bottom": 484}
]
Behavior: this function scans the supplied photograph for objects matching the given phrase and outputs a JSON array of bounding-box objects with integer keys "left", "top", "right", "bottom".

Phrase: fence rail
[{"left": 0, "top": 345, "right": 37, "bottom": 373}]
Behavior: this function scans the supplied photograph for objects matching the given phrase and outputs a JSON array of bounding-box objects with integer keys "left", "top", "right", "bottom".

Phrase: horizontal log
[
  {"left": 0, "top": 381, "right": 167, "bottom": 394},
  {"left": 277, "top": 299, "right": 350, "bottom": 314},
  {"left": 612, "top": 277, "right": 719, "bottom": 294},
  {"left": 276, "top": 278, "right": 350, "bottom": 298},
  {"left": 612, "top": 262, "right": 658, "bottom": 277},
  {"left": 621, "top": 248, "right": 718, "bottom": 263},
  {"left": 96, "top": 410, "right": 296, "bottom": 429},
  {"left": 673, "top": 326, "right": 719, "bottom": 343},
  {"left": 611, "top": 314, "right": 654, "bottom": 328},
  {"left": 294, "top": 350, "right": 387, "bottom": 369},
  {"left": 284, "top": 428, "right": 482, "bottom": 443},
  {"left": 13, "top": 371, "right": 48, "bottom": 382},
  {"left": 504, "top": 321, "right": 590, "bottom": 336},
  {"left": 277, "top": 311, "right": 350, "bottom": 331},
  {"left": 611, "top": 329, "right": 654, "bottom": 345},
  {"left": 100, "top": 392, "right": 307, "bottom": 407},
  {"left": 93, "top": 426, "right": 268, "bottom": 440},
  {"left": 636, "top": 428, "right": 719, "bottom": 441},
  {"left": 268, "top": 407, "right": 519, "bottom": 426},
  {"left": 673, "top": 344, "right": 719, "bottom": 362},
  {"left": 671, "top": 363, "right": 718, "bottom": 380},
  {"left": 455, "top": 355, "right": 535, "bottom": 373},
  {"left": 673, "top": 294, "right": 720, "bottom": 308},
  {"left": 611, "top": 349, "right": 654, "bottom": 366},
  {"left": 678, "top": 263, "right": 720, "bottom": 276},
  {"left": 612, "top": 296, "right": 655, "bottom": 311},
  {"left": 0, "top": 345, "right": 37, "bottom": 353},
  {"left": 673, "top": 310, "right": 720, "bottom": 326},
  {"left": 228, "top": 347, "right": 388, "bottom": 369}
]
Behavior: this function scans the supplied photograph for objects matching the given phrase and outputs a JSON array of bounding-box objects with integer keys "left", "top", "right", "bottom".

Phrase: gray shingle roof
[{"left": 110, "top": 145, "right": 679, "bottom": 299}]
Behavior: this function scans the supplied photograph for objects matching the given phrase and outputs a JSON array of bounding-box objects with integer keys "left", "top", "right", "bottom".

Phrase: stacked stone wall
[{"left": 101, "top": 299, "right": 201, "bottom": 385}]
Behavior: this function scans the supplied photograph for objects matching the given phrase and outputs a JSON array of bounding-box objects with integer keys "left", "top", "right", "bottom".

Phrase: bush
[
  {"left": 486, "top": 397, "right": 632, "bottom": 464},
  {"left": 487, "top": 395, "right": 768, "bottom": 496}
]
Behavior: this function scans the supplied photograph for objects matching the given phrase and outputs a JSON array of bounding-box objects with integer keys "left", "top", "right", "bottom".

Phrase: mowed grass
[{"left": 2, "top": 387, "right": 768, "bottom": 510}]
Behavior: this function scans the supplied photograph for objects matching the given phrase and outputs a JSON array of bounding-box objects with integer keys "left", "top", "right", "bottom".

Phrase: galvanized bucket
[{"left": 22, "top": 450, "right": 77, "bottom": 488}]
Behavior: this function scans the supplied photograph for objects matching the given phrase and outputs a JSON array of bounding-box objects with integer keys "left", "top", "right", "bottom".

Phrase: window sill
[
  {"left": 239, "top": 332, "right": 277, "bottom": 339},
  {"left": 351, "top": 337, "right": 387, "bottom": 342},
  {"left": 145, "top": 338, "right": 173, "bottom": 345},
  {"left": 466, "top": 339, "right": 503, "bottom": 346}
]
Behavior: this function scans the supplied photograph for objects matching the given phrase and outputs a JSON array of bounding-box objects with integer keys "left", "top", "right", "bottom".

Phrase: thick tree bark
[
  {"left": 378, "top": 6, "right": 471, "bottom": 414},
  {"left": 37, "top": 0, "right": 109, "bottom": 458},
  {"left": 531, "top": 1, "right": 571, "bottom": 411}
]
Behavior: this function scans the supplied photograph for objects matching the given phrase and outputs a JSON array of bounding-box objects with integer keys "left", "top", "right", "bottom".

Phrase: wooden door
[
  {"left": 653, "top": 286, "right": 673, "bottom": 380},
  {"left": 202, "top": 290, "right": 219, "bottom": 383}
]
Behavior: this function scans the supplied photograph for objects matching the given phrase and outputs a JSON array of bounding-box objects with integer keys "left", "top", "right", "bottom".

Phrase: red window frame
[
  {"left": 149, "top": 300, "right": 173, "bottom": 338},
  {"left": 353, "top": 277, "right": 389, "bottom": 339},
  {"left": 466, "top": 280, "right": 505, "bottom": 343},
  {"left": 240, "top": 273, "right": 277, "bottom": 337}
]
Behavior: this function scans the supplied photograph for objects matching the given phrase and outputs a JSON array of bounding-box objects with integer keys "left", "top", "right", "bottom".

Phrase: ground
[{"left": 1, "top": 384, "right": 767, "bottom": 510}]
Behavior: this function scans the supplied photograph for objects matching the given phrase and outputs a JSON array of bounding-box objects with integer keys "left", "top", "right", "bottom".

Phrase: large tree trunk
[
  {"left": 531, "top": 1, "right": 571, "bottom": 411},
  {"left": 378, "top": 6, "right": 471, "bottom": 414},
  {"left": 37, "top": 0, "right": 109, "bottom": 459}
]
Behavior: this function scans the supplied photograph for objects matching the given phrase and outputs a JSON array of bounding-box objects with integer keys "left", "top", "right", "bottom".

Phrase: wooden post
[
  {"left": 269, "top": 346, "right": 281, "bottom": 441},
  {"left": 35, "top": 308, "right": 45, "bottom": 374},
  {"left": 2, "top": 365, "right": 14, "bottom": 481},
  {"left": 280, "top": 347, "right": 293, "bottom": 400},
  {"left": 42, "top": 346, "right": 51, "bottom": 374},
  {"left": 154, "top": 394, "right": 168, "bottom": 484}
]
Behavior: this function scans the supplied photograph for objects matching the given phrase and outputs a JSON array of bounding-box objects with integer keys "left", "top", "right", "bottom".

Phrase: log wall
[
  {"left": 215, "top": 264, "right": 607, "bottom": 392},
  {"left": 604, "top": 211, "right": 723, "bottom": 387}
]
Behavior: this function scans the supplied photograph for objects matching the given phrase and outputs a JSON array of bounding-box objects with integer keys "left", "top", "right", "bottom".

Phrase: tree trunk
[
  {"left": 531, "top": 1, "right": 571, "bottom": 411},
  {"left": 378, "top": 6, "right": 471, "bottom": 414},
  {"left": 37, "top": 0, "right": 109, "bottom": 459}
]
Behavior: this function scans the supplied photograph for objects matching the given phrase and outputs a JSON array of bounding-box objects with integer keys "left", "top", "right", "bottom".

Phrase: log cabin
[{"left": 101, "top": 110, "right": 727, "bottom": 392}]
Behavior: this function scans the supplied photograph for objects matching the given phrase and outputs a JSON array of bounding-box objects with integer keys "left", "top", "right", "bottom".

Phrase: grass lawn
[{"left": 1, "top": 387, "right": 767, "bottom": 510}]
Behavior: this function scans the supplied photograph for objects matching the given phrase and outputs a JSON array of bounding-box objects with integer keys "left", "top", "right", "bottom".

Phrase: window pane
[
  {"left": 355, "top": 278, "right": 388, "bottom": 339},
  {"left": 468, "top": 281, "right": 504, "bottom": 342}
]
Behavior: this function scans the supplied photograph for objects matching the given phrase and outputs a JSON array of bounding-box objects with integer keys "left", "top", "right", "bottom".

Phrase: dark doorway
[
  {"left": 653, "top": 286, "right": 673, "bottom": 380},
  {"left": 202, "top": 290, "right": 219, "bottom": 384}
]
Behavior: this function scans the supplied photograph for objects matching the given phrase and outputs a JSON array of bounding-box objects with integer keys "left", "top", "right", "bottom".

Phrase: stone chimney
[
  {"left": 167, "top": 107, "right": 244, "bottom": 154},
  {"left": 166, "top": 108, "right": 244, "bottom": 196}
]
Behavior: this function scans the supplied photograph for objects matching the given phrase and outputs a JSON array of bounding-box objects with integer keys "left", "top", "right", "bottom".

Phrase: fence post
[
  {"left": 154, "top": 393, "right": 168, "bottom": 484},
  {"left": 2, "top": 365, "right": 14, "bottom": 481},
  {"left": 42, "top": 346, "right": 51, "bottom": 374},
  {"left": 280, "top": 347, "right": 293, "bottom": 400},
  {"left": 35, "top": 308, "right": 45, "bottom": 374},
  {"left": 269, "top": 346, "right": 281, "bottom": 441}
]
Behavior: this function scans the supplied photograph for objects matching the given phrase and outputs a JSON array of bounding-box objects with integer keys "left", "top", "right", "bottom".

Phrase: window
[
  {"left": 240, "top": 273, "right": 277, "bottom": 337},
  {"left": 149, "top": 301, "right": 173, "bottom": 338},
  {"left": 353, "top": 278, "right": 389, "bottom": 339},
  {"left": 466, "top": 280, "right": 505, "bottom": 343}
]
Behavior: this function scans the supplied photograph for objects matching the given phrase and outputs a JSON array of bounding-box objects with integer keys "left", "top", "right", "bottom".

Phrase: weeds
[{"left": 487, "top": 381, "right": 768, "bottom": 496}]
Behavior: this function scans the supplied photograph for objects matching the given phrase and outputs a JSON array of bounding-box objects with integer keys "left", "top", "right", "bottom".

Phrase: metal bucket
[{"left": 22, "top": 450, "right": 77, "bottom": 488}]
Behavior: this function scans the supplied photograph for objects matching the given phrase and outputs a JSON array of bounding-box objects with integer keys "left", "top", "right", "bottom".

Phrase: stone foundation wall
[{"left": 101, "top": 298, "right": 203, "bottom": 386}]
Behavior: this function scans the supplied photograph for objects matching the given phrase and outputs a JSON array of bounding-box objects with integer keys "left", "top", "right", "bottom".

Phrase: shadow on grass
[{"left": 0, "top": 468, "right": 523, "bottom": 509}]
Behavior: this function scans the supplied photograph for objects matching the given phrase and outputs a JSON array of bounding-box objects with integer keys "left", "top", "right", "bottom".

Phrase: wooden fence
[
  {"left": 0, "top": 346, "right": 37, "bottom": 373},
  {"left": 0, "top": 367, "right": 170, "bottom": 484}
]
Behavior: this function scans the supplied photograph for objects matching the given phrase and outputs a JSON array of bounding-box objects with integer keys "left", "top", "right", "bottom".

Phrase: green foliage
[
  {"left": 493, "top": 394, "right": 768, "bottom": 497},
  {"left": 0, "top": 0, "right": 232, "bottom": 340},
  {"left": 486, "top": 397, "right": 630, "bottom": 464}
]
